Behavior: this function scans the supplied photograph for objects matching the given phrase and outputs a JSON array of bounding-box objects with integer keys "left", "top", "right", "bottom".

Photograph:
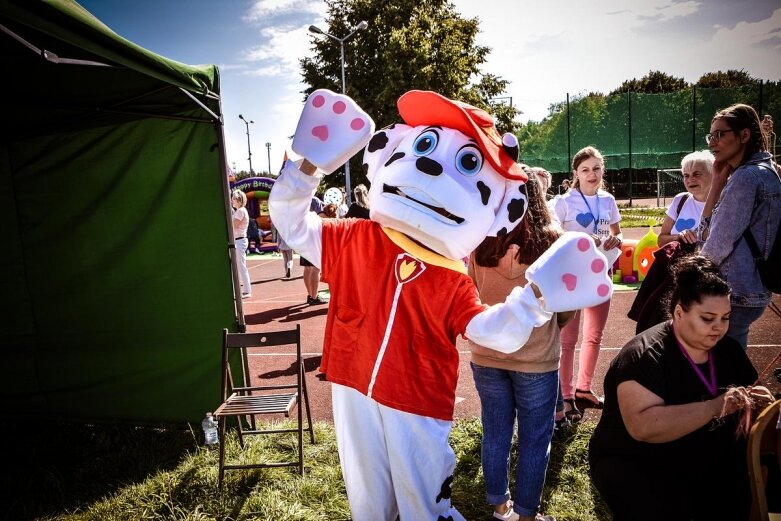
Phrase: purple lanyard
[{"left": 671, "top": 322, "right": 717, "bottom": 396}]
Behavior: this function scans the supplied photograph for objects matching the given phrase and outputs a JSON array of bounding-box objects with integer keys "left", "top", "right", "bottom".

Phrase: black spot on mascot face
[
  {"left": 416, "top": 156, "right": 443, "bottom": 176},
  {"left": 507, "top": 197, "right": 527, "bottom": 223},
  {"left": 368, "top": 131, "right": 389, "bottom": 153},
  {"left": 476, "top": 181, "right": 492, "bottom": 206},
  {"left": 384, "top": 151, "right": 405, "bottom": 167},
  {"left": 437, "top": 516, "right": 454, "bottom": 521}
]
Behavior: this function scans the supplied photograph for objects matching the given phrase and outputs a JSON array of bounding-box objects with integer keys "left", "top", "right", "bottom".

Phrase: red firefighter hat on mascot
[{"left": 397, "top": 90, "right": 527, "bottom": 182}]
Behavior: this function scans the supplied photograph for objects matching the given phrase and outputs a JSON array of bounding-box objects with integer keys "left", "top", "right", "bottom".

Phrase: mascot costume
[{"left": 269, "top": 89, "right": 612, "bottom": 521}]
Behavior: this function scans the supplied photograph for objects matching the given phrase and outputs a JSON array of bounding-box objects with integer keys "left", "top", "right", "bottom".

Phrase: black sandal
[
  {"left": 563, "top": 398, "right": 582, "bottom": 423},
  {"left": 575, "top": 388, "right": 604, "bottom": 409}
]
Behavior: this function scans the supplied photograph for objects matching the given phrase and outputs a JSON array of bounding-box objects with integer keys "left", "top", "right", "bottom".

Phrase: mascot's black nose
[{"left": 415, "top": 156, "right": 443, "bottom": 176}]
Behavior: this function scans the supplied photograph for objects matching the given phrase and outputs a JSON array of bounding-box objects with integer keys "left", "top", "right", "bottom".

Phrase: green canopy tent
[{"left": 0, "top": 0, "right": 246, "bottom": 423}]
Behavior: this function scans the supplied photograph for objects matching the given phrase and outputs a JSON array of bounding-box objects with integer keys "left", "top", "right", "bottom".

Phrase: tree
[
  {"left": 696, "top": 69, "right": 758, "bottom": 88},
  {"left": 610, "top": 70, "right": 688, "bottom": 95},
  {"left": 300, "top": 0, "right": 519, "bottom": 188}
]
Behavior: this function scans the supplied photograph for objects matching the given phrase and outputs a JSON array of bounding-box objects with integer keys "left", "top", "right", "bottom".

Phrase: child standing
[{"left": 551, "top": 146, "right": 622, "bottom": 418}]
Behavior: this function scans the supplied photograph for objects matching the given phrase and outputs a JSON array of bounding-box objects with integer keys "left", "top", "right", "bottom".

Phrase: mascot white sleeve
[{"left": 270, "top": 89, "right": 612, "bottom": 521}]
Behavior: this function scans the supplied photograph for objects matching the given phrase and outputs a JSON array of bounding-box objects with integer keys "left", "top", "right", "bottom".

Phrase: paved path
[{"left": 240, "top": 227, "right": 781, "bottom": 423}]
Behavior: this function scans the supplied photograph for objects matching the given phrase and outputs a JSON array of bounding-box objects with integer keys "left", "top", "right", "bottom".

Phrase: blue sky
[{"left": 79, "top": 0, "right": 781, "bottom": 175}]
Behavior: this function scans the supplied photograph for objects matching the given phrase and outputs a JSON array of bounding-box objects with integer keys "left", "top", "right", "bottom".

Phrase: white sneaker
[
  {"left": 493, "top": 503, "right": 520, "bottom": 521},
  {"left": 241, "top": 293, "right": 251, "bottom": 299}
]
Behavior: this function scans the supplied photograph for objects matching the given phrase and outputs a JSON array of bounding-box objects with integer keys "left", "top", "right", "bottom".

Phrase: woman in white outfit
[
  {"left": 657, "top": 150, "right": 713, "bottom": 248},
  {"left": 231, "top": 189, "right": 252, "bottom": 298}
]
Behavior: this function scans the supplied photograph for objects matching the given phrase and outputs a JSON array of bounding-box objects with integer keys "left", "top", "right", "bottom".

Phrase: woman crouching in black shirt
[{"left": 589, "top": 255, "right": 774, "bottom": 521}]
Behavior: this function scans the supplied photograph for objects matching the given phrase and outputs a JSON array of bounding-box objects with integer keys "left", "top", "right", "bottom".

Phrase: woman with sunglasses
[{"left": 699, "top": 103, "right": 781, "bottom": 350}]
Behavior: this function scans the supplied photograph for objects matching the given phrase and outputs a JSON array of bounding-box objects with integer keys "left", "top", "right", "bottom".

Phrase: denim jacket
[{"left": 701, "top": 152, "right": 781, "bottom": 307}]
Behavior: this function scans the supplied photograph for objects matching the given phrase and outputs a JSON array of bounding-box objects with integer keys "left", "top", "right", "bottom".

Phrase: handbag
[{"left": 627, "top": 240, "right": 696, "bottom": 334}]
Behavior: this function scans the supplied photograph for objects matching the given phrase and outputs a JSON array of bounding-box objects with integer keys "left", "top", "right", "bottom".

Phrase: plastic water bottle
[{"left": 202, "top": 412, "right": 219, "bottom": 446}]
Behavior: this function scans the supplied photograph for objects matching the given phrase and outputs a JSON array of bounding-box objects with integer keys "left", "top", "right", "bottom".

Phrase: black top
[
  {"left": 590, "top": 321, "right": 757, "bottom": 461},
  {"left": 345, "top": 203, "right": 370, "bottom": 219}
]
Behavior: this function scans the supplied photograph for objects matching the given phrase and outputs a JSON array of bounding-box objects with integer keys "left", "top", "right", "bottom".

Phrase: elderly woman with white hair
[{"left": 657, "top": 150, "right": 714, "bottom": 247}]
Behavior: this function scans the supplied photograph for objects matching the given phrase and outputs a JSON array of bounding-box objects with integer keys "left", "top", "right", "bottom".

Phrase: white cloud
[
  {"left": 712, "top": 7, "right": 781, "bottom": 50},
  {"left": 243, "top": 0, "right": 325, "bottom": 24},
  {"left": 243, "top": 64, "right": 286, "bottom": 77},
  {"left": 242, "top": 24, "right": 313, "bottom": 78},
  {"left": 217, "top": 63, "right": 248, "bottom": 72}
]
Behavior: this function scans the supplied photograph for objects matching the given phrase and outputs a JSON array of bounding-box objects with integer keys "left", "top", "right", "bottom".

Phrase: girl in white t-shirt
[
  {"left": 657, "top": 150, "right": 714, "bottom": 247},
  {"left": 551, "top": 146, "right": 622, "bottom": 420}
]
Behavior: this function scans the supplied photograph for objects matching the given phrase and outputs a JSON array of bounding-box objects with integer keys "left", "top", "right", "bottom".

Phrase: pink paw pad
[
  {"left": 591, "top": 258, "right": 605, "bottom": 273},
  {"left": 597, "top": 284, "right": 610, "bottom": 297},
  {"left": 312, "top": 125, "right": 329, "bottom": 141},
  {"left": 577, "top": 238, "right": 590, "bottom": 252},
  {"left": 562, "top": 273, "right": 577, "bottom": 291},
  {"left": 292, "top": 88, "right": 375, "bottom": 174}
]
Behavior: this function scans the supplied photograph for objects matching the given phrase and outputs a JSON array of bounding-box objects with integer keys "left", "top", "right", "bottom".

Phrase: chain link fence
[{"left": 522, "top": 83, "right": 780, "bottom": 203}]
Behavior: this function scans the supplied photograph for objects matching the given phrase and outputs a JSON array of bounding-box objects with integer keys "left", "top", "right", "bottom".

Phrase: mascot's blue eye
[
  {"left": 456, "top": 146, "right": 483, "bottom": 176},
  {"left": 413, "top": 130, "right": 438, "bottom": 156}
]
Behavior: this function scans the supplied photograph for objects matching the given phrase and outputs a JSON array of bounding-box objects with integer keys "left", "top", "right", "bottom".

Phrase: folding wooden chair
[
  {"left": 214, "top": 325, "right": 315, "bottom": 489},
  {"left": 747, "top": 399, "right": 781, "bottom": 521}
]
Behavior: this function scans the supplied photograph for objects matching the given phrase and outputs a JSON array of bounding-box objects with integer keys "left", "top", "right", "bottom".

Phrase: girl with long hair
[
  {"left": 551, "top": 146, "right": 623, "bottom": 418},
  {"left": 469, "top": 169, "right": 572, "bottom": 521}
]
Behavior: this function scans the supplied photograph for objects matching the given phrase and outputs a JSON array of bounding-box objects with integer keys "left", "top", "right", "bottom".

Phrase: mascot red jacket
[{"left": 270, "top": 89, "right": 611, "bottom": 521}]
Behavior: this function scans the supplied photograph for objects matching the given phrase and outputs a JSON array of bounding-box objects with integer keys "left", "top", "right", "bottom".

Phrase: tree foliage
[
  {"left": 609, "top": 70, "right": 688, "bottom": 95},
  {"left": 299, "top": 0, "right": 518, "bottom": 188},
  {"left": 696, "top": 69, "right": 758, "bottom": 88},
  {"left": 517, "top": 70, "right": 779, "bottom": 177}
]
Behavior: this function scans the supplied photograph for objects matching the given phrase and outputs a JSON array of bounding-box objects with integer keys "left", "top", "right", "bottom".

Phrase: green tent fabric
[{"left": 0, "top": 0, "right": 241, "bottom": 423}]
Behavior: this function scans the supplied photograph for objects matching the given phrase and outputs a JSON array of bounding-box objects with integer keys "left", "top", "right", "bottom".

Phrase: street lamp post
[
  {"left": 239, "top": 114, "right": 254, "bottom": 175},
  {"left": 265, "top": 142, "right": 271, "bottom": 175},
  {"left": 308, "top": 20, "right": 368, "bottom": 205}
]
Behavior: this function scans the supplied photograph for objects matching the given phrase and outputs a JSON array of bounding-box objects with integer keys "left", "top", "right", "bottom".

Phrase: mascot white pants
[{"left": 332, "top": 384, "right": 463, "bottom": 521}]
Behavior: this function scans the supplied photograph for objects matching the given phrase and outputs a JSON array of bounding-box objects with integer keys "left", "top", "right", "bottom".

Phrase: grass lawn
[{"left": 6, "top": 418, "right": 610, "bottom": 520}]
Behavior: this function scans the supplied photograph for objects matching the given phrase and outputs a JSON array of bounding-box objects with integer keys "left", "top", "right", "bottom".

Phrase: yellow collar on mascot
[{"left": 381, "top": 226, "right": 467, "bottom": 275}]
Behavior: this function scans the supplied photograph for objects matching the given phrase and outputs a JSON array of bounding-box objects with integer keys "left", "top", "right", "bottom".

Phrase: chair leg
[
  {"left": 236, "top": 413, "right": 245, "bottom": 448},
  {"left": 241, "top": 346, "right": 257, "bottom": 431},
  {"left": 218, "top": 416, "right": 227, "bottom": 490},
  {"left": 302, "top": 362, "right": 316, "bottom": 444},
  {"left": 297, "top": 374, "right": 304, "bottom": 475}
]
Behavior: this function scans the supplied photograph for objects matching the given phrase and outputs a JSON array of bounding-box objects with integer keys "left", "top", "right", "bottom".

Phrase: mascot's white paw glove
[
  {"left": 525, "top": 232, "right": 613, "bottom": 312},
  {"left": 292, "top": 89, "right": 375, "bottom": 174}
]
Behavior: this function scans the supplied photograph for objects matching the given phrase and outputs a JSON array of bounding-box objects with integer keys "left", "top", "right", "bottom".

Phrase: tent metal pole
[
  {"left": 178, "top": 87, "right": 220, "bottom": 121},
  {"left": 0, "top": 23, "right": 112, "bottom": 67},
  {"left": 208, "top": 94, "right": 246, "bottom": 332}
]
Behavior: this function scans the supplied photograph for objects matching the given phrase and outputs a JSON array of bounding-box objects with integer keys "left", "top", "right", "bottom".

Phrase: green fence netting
[{"left": 521, "top": 84, "right": 781, "bottom": 200}]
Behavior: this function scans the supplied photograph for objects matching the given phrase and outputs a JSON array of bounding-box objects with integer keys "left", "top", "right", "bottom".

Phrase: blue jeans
[
  {"left": 470, "top": 363, "right": 558, "bottom": 518},
  {"left": 727, "top": 305, "right": 766, "bottom": 351}
]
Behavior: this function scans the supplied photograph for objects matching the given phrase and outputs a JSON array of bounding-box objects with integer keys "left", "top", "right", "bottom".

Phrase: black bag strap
[
  {"left": 676, "top": 192, "right": 690, "bottom": 217},
  {"left": 740, "top": 161, "right": 777, "bottom": 262},
  {"left": 743, "top": 227, "right": 763, "bottom": 261}
]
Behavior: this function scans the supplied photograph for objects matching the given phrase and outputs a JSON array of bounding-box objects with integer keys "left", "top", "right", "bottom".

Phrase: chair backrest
[
  {"left": 748, "top": 399, "right": 781, "bottom": 521},
  {"left": 221, "top": 325, "right": 302, "bottom": 401}
]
